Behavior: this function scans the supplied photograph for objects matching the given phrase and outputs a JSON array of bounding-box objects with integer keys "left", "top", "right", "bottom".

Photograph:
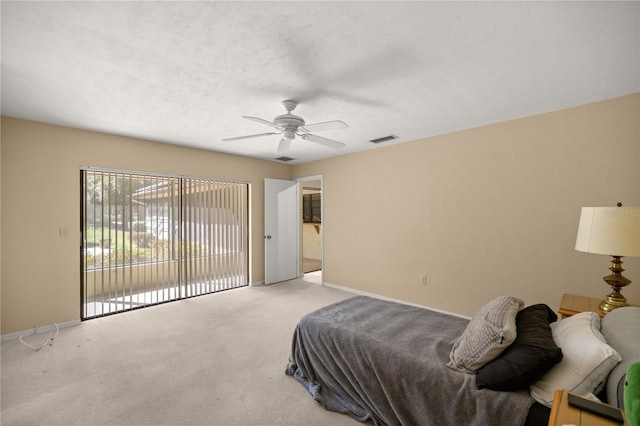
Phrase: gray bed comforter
[{"left": 286, "top": 296, "right": 536, "bottom": 426}]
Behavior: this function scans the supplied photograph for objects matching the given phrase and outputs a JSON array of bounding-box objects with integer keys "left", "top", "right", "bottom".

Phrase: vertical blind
[{"left": 81, "top": 169, "right": 249, "bottom": 319}]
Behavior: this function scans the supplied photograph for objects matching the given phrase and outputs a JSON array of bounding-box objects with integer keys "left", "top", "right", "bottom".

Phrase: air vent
[
  {"left": 369, "top": 135, "right": 398, "bottom": 144},
  {"left": 275, "top": 156, "right": 295, "bottom": 162}
]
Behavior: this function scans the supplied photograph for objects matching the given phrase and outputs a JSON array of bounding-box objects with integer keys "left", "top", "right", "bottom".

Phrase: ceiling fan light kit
[
  {"left": 277, "top": 138, "right": 292, "bottom": 154},
  {"left": 223, "top": 100, "right": 348, "bottom": 153}
]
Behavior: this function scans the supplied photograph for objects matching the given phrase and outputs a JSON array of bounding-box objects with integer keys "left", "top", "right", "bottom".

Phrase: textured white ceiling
[{"left": 2, "top": 1, "right": 638, "bottom": 164}]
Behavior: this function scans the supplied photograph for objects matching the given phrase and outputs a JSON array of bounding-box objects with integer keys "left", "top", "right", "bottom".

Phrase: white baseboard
[
  {"left": 322, "top": 281, "right": 471, "bottom": 320},
  {"left": 1, "top": 319, "right": 81, "bottom": 342}
]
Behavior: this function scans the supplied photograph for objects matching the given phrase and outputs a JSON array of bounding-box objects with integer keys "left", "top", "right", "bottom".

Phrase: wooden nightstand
[
  {"left": 548, "top": 389, "right": 628, "bottom": 426},
  {"left": 558, "top": 293, "right": 604, "bottom": 319}
]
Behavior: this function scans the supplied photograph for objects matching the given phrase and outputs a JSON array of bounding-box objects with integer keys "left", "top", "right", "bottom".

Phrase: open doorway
[{"left": 296, "top": 176, "right": 323, "bottom": 283}]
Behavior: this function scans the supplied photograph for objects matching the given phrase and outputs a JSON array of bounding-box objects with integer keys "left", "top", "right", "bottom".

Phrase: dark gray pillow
[{"left": 476, "top": 304, "right": 563, "bottom": 391}]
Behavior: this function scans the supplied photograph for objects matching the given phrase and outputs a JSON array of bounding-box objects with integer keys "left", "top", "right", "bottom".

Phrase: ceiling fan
[{"left": 223, "top": 100, "right": 348, "bottom": 153}]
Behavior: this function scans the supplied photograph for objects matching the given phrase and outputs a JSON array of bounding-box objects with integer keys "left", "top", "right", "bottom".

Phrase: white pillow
[
  {"left": 601, "top": 307, "right": 640, "bottom": 407},
  {"left": 530, "top": 311, "right": 621, "bottom": 407},
  {"left": 447, "top": 295, "right": 523, "bottom": 373}
]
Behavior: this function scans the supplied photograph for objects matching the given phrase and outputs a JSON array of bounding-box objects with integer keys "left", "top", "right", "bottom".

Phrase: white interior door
[{"left": 264, "top": 178, "right": 299, "bottom": 285}]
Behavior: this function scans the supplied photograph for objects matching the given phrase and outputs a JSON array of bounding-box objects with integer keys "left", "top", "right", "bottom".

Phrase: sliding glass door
[{"left": 81, "top": 169, "right": 249, "bottom": 319}]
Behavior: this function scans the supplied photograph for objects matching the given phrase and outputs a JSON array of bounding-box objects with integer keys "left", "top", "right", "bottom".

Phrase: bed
[{"left": 285, "top": 295, "right": 640, "bottom": 426}]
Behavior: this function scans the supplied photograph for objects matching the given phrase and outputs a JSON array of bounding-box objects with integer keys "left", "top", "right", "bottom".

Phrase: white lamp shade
[{"left": 575, "top": 207, "right": 640, "bottom": 257}]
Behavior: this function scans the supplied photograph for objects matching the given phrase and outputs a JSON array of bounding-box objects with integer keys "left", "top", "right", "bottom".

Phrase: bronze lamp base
[{"left": 598, "top": 255, "right": 630, "bottom": 314}]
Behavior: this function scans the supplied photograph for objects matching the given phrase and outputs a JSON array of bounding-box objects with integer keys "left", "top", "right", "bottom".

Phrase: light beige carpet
[{"left": 0, "top": 278, "right": 361, "bottom": 426}]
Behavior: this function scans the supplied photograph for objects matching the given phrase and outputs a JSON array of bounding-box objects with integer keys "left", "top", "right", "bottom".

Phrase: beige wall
[
  {"left": 293, "top": 94, "right": 640, "bottom": 317},
  {"left": 2, "top": 94, "right": 638, "bottom": 334},
  {"left": 0, "top": 117, "right": 291, "bottom": 334},
  {"left": 302, "top": 223, "right": 322, "bottom": 260}
]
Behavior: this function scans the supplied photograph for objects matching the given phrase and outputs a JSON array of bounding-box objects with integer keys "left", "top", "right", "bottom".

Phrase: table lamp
[{"left": 575, "top": 205, "right": 640, "bottom": 314}]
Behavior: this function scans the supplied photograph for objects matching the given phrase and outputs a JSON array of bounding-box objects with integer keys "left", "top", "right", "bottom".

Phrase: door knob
[{"left": 265, "top": 235, "right": 272, "bottom": 239}]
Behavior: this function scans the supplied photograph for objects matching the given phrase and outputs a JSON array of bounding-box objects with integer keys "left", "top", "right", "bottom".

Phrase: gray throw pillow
[
  {"left": 600, "top": 306, "right": 640, "bottom": 408},
  {"left": 447, "top": 295, "right": 524, "bottom": 373}
]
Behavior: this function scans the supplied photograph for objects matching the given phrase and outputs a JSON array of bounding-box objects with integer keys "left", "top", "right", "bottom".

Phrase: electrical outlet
[{"left": 420, "top": 275, "right": 427, "bottom": 285}]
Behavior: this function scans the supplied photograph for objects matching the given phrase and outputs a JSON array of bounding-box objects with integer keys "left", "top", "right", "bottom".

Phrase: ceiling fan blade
[
  {"left": 300, "top": 133, "right": 345, "bottom": 149},
  {"left": 277, "top": 138, "right": 292, "bottom": 153},
  {"left": 300, "top": 120, "right": 349, "bottom": 133},
  {"left": 243, "top": 116, "right": 280, "bottom": 129},
  {"left": 222, "top": 132, "right": 279, "bottom": 142}
]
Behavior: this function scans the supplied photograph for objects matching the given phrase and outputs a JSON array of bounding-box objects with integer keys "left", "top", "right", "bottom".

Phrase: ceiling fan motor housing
[
  {"left": 274, "top": 113, "right": 305, "bottom": 128},
  {"left": 276, "top": 99, "right": 305, "bottom": 139}
]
